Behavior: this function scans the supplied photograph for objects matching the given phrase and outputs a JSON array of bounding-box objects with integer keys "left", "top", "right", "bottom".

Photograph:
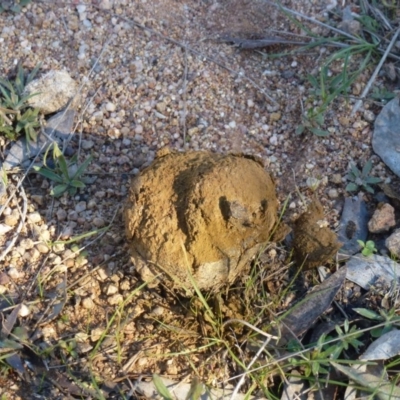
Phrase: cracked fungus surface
[{"left": 125, "top": 150, "right": 278, "bottom": 293}]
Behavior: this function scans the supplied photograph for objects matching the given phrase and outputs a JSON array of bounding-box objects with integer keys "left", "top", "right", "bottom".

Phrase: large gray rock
[
  {"left": 373, "top": 97, "right": 400, "bottom": 177},
  {"left": 24, "top": 70, "right": 78, "bottom": 115}
]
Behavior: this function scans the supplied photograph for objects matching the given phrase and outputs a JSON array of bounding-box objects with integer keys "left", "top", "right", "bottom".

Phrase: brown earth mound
[
  {"left": 125, "top": 150, "right": 278, "bottom": 293},
  {"left": 293, "top": 200, "right": 342, "bottom": 270}
]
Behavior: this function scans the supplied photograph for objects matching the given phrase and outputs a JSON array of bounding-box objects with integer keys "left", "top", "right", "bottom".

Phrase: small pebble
[
  {"left": 28, "top": 212, "right": 42, "bottom": 224},
  {"left": 328, "top": 188, "right": 339, "bottom": 199},
  {"left": 57, "top": 209, "right": 67, "bottom": 221},
  {"left": 31, "top": 195, "right": 44, "bottom": 205},
  {"left": 5, "top": 215, "right": 18, "bottom": 227},
  {"left": 0, "top": 285, "right": 7, "bottom": 295},
  {"left": 331, "top": 174, "right": 342, "bottom": 184},
  {"left": 95, "top": 267, "right": 108, "bottom": 281},
  {"left": 75, "top": 201, "right": 87, "bottom": 213},
  {"left": 20, "top": 238, "right": 34, "bottom": 250},
  {"left": 108, "top": 294, "right": 123, "bottom": 305},
  {"left": 93, "top": 217, "right": 105, "bottom": 228},
  {"left": 0, "top": 272, "right": 10, "bottom": 285},
  {"left": 134, "top": 125, "right": 143, "bottom": 135},
  {"left": 105, "top": 102, "right": 116, "bottom": 112},
  {"left": 81, "top": 140, "right": 94, "bottom": 150},
  {"left": 91, "top": 327, "right": 104, "bottom": 342},
  {"left": 269, "top": 134, "right": 278, "bottom": 146},
  {"left": 76, "top": 4, "right": 86, "bottom": 14},
  {"left": 151, "top": 306, "right": 165, "bottom": 316},
  {"left": 363, "top": 109, "right": 375, "bottom": 122},
  {"left": 53, "top": 243, "right": 65, "bottom": 253},
  {"left": 105, "top": 284, "right": 118, "bottom": 295},
  {"left": 269, "top": 112, "right": 281, "bottom": 122},
  {"left": 0, "top": 224, "right": 12, "bottom": 234},
  {"left": 18, "top": 304, "right": 30, "bottom": 317},
  {"left": 36, "top": 243, "right": 50, "bottom": 254},
  {"left": 82, "top": 297, "right": 95, "bottom": 309},
  {"left": 8, "top": 268, "right": 22, "bottom": 280},
  {"left": 122, "top": 138, "right": 131, "bottom": 146},
  {"left": 156, "top": 102, "right": 166, "bottom": 113}
]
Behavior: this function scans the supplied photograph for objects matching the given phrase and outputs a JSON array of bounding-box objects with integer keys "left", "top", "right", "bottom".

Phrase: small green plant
[
  {"left": 58, "top": 339, "right": 78, "bottom": 359},
  {"left": 0, "top": 0, "right": 32, "bottom": 13},
  {"left": 297, "top": 50, "right": 373, "bottom": 137},
  {"left": 288, "top": 320, "right": 363, "bottom": 380},
  {"left": 0, "top": 62, "right": 41, "bottom": 142},
  {"left": 33, "top": 142, "right": 93, "bottom": 197},
  {"left": 357, "top": 239, "right": 378, "bottom": 257},
  {"left": 345, "top": 159, "right": 381, "bottom": 194}
]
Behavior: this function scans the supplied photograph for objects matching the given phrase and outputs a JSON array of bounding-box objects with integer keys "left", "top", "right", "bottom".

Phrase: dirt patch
[
  {"left": 293, "top": 199, "right": 342, "bottom": 270},
  {"left": 125, "top": 150, "right": 278, "bottom": 292}
]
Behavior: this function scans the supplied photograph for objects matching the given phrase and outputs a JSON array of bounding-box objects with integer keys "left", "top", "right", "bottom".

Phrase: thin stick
[
  {"left": 351, "top": 27, "right": 400, "bottom": 116},
  {"left": 229, "top": 335, "right": 273, "bottom": 400}
]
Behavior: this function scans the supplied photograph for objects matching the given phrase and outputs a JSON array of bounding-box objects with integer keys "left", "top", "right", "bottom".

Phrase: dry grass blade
[{"left": 218, "top": 36, "right": 310, "bottom": 49}]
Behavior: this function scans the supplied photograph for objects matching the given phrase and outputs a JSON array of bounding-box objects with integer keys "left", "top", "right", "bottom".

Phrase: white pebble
[
  {"left": 28, "top": 212, "right": 42, "bottom": 223},
  {"left": 76, "top": 5, "right": 86, "bottom": 13},
  {"left": 105, "top": 102, "right": 116, "bottom": 112},
  {"left": 36, "top": 243, "right": 50, "bottom": 254},
  {"left": 269, "top": 134, "right": 278, "bottom": 146},
  {"left": 18, "top": 304, "right": 30, "bottom": 317},
  {"left": 8, "top": 267, "right": 22, "bottom": 279},
  {"left": 328, "top": 188, "right": 339, "bottom": 199}
]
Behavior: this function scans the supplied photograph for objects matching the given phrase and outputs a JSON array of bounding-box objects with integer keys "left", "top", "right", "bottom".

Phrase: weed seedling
[
  {"left": 33, "top": 142, "right": 92, "bottom": 197},
  {"left": 345, "top": 159, "right": 381, "bottom": 194},
  {"left": 357, "top": 239, "right": 378, "bottom": 257}
]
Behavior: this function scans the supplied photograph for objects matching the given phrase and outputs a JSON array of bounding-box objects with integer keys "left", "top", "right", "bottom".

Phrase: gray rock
[
  {"left": 347, "top": 254, "right": 400, "bottom": 290},
  {"left": 45, "top": 109, "right": 76, "bottom": 141},
  {"left": 24, "top": 70, "right": 78, "bottom": 115},
  {"left": 3, "top": 133, "right": 49, "bottom": 170},
  {"left": 337, "top": 195, "right": 369, "bottom": 257},
  {"left": 373, "top": 97, "right": 400, "bottom": 178}
]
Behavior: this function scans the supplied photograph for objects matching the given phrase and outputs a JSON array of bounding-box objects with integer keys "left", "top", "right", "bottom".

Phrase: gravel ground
[{"left": 0, "top": 0, "right": 395, "bottom": 398}]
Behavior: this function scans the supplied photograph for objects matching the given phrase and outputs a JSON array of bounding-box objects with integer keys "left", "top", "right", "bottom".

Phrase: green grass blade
[
  {"left": 26, "top": 62, "right": 41, "bottom": 85},
  {"left": 51, "top": 184, "right": 68, "bottom": 197},
  {"left": 152, "top": 374, "right": 174, "bottom": 400},
  {"left": 33, "top": 166, "right": 64, "bottom": 183},
  {"left": 69, "top": 179, "right": 86, "bottom": 188},
  {"left": 72, "top": 155, "right": 93, "bottom": 179}
]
